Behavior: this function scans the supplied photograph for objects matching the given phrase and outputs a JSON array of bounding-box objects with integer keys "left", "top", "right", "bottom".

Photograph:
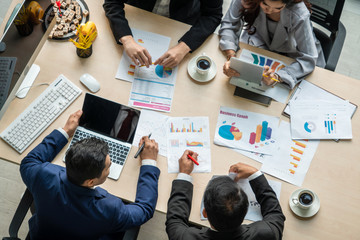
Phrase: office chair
[
  {"left": 310, "top": 0, "right": 346, "bottom": 71},
  {"left": 2, "top": 189, "right": 140, "bottom": 240}
]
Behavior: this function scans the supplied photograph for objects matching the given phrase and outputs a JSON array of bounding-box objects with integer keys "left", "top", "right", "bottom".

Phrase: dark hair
[
  {"left": 65, "top": 138, "right": 109, "bottom": 186},
  {"left": 204, "top": 176, "right": 249, "bottom": 232},
  {"left": 240, "top": 0, "right": 312, "bottom": 34}
]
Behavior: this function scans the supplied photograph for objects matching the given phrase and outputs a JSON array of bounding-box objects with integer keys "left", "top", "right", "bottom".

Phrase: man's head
[
  {"left": 65, "top": 138, "right": 111, "bottom": 187},
  {"left": 203, "top": 176, "right": 249, "bottom": 232}
]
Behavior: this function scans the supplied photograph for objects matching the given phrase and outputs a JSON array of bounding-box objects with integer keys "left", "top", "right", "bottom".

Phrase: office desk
[{"left": 1, "top": 1, "right": 360, "bottom": 239}]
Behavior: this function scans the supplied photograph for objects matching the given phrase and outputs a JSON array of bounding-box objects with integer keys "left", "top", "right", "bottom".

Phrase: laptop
[
  {"left": 65, "top": 93, "right": 141, "bottom": 180},
  {"left": 229, "top": 57, "right": 264, "bottom": 86}
]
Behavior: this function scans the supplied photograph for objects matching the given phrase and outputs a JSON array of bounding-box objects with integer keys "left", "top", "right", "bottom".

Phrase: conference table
[{"left": 1, "top": 1, "right": 360, "bottom": 239}]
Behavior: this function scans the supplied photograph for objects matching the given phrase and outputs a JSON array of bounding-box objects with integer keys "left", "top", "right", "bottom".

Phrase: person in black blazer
[
  {"left": 103, "top": 0, "right": 223, "bottom": 68},
  {"left": 20, "top": 110, "right": 161, "bottom": 240},
  {"left": 166, "top": 150, "right": 286, "bottom": 240}
]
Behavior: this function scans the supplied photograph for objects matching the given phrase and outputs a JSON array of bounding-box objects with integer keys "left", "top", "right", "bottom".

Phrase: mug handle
[{"left": 292, "top": 198, "right": 299, "bottom": 205}]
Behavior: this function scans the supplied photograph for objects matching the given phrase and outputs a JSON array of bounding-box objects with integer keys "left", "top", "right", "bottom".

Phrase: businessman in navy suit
[{"left": 20, "top": 110, "right": 161, "bottom": 240}]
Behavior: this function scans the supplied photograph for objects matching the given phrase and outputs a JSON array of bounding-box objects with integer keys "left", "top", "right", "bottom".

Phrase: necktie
[{"left": 117, "top": 110, "right": 134, "bottom": 141}]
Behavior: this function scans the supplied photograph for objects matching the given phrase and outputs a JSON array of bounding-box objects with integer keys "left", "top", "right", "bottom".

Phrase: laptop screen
[{"left": 79, "top": 93, "right": 140, "bottom": 144}]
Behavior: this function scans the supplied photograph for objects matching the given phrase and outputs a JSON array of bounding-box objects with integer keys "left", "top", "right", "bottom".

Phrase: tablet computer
[{"left": 229, "top": 57, "right": 263, "bottom": 85}]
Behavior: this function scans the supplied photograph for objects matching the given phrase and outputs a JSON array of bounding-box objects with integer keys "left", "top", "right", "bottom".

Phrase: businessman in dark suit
[
  {"left": 166, "top": 150, "right": 285, "bottom": 240},
  {"left": 20, "top": 110, "right": 160, "bottom": 240},
  {"left": 103, "top": 0, "right": 223, "bottom": 68}
]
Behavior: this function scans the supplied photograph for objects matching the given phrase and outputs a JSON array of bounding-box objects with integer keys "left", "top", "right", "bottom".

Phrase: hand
[
  {"left": 121, "top": 35, "right": 152, "bottom": 67},
  {"left": 139, "top": 136, "right": 158, "bottom": 160},
  {"left": 224, "top": 49, "right": 236, "bottom": 60},
  {"left": 154, "top": 42, "right": 190, "bottom": 68},
  {"left": 223, "top": 60, "right": 240, "bottom": 77},
  {"left": 179, "top": 150, "right": 198, "bottom": 175},
  {"left": 229, "top": 162, "right": 258, "bottom": 182},
  {"left": 62, "top": 110, "right": 82, "bottom": 138},
  {"left": 262, "top": 65, "right": 277, "bottom": 86}
]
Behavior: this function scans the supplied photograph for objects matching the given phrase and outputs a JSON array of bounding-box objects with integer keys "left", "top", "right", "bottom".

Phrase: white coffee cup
[
  {"left": 292, "top": 189, "right": 315, "bottom": 210},
  {"left": 195, "top": 53, "right": 212, "bottom": 75}
]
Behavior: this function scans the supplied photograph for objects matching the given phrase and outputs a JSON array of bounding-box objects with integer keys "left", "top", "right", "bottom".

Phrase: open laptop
[
  {"left": 229, "top": 57, "right": 264, "bottom": 86},
  {"left": 65, "top": 93, "right": 141, "bottom": 180}
]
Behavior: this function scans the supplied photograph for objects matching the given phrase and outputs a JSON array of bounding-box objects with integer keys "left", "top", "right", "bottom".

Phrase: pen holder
[{"left": 76, "top": 44, "right": 92, "bottom": 58}]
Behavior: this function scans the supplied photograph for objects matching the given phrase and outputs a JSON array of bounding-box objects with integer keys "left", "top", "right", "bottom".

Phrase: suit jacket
[
  {"left": 166, "top": 175, "right": 285, "bottom": 240},
  {"left": 103, "top": 0, "right": 223, "bottom": 51},
  {"left": 20, "top": 130, "right": 160, "bottom": 240},
  {"left": 219, "top": 0, "right": 325, "bottom": 89}
]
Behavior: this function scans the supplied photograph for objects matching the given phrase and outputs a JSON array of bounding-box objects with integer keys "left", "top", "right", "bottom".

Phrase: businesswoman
[{"left": 220, "top": 0, "right": 325, "bottom": 89}]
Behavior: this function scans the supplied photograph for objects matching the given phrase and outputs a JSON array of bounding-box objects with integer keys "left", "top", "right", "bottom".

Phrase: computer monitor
[{"left": 0, "top": 0, "right": 48, "bottom": 117}]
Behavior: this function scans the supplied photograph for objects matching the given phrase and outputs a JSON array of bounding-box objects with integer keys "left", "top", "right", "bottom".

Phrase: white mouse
[{"left": 80, "top": 73, "right": 100, "bottom": 93}]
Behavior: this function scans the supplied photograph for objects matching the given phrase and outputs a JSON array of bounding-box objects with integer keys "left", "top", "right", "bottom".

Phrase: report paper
[
  {"left": 261, "top": 121, "right": 319, "bottom": 186},
  {"left": 214, "top": 106, "right": 280, "bottom": 155},
  {"left": 230, "top": 49, "right": 290, "bottom": 103},
  {"left": 116, "top": 28, "right": 171, "bottom": 82},
  {"left": 289, "top": 100, "right": 353, "bottom": 139},
  {"left": 167, "top": 117, "right": 211, "bottom": 173}
]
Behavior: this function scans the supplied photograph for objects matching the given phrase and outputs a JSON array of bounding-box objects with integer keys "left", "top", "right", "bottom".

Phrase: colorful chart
[
  {"left": 155, "top": 65, "right": 173, "bottom": 78},
  {"left": 251, "top": 53, "right": 285, "bottom": 71},
  {"left": 218, "top": 122, "right": 242, "bottom": 141},
  {"left": 186, "top": 141, "right": 204, "bottom": 147},
  {"left": 249, "top": 121, "right": 272, "bottom": 145},
  {"left": 170, "top": 122, "right": 203, "bottom": 133},
  {"left": 304, "top": 121, "right": 316, "bottom": 133},
  {"left": 170, "top": 139, "right": 179, "bottom": 147},
  {"left": 127, "top": 64, "right": 135, "bottom": 76}
]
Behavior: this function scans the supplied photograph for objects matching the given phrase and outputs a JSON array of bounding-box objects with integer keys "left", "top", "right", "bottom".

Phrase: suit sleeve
[
  {"left": 165, "top": 179, "right": 193, "bottom": 240},
  {"left": 111, "top": 165, "right": 161, "bottom": 231},
  {"left": 179, "top": 0, "right": 223, "bottom": 51},
  {"left": 20, "top": 130, "right": 68, "bottom": 192},
  {"left": 103, "top": 0, "right": 132, "bottom": 44},
  {"left": 249, "top": 175, "right": 286, "bottom": 240}
]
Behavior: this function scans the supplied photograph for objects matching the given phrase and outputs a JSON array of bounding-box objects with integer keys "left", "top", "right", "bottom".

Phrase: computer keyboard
[
  {"left": 70, "top": 127, "right": 131, "bottom": 166},
  {"left": 0, "top": 57, "right": 17, "bottom": 109},
  {"left": 0, "top": 74, "right": 82, "bottom": 153}
]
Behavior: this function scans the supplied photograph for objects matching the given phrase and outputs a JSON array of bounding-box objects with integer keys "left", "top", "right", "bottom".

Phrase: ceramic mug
[
  {"left": 292, "top": 189, "right": 315, "bottom": 210},
  {"left": 195, "top": 54, "right": 212, "bottom": 75}
]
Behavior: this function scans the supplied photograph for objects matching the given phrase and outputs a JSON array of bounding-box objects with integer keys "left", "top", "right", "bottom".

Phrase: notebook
[{"left": 65, "top": 93, "right": 141, "bottom": 180}]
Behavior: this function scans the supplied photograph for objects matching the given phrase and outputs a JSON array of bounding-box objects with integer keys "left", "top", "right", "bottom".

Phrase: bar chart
[{"left": 249, "top": 121, "right": 272, "bottom": 145}]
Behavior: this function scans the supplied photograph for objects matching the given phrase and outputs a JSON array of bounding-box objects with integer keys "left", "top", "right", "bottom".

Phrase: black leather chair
[
  {"left": 2, "top": 189, "right": 140, "bottom": 240},
  {"left": 310, "top": 0, "right": 346, "bottom": 71}
]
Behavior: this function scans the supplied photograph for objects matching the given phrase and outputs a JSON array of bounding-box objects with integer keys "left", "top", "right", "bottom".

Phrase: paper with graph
[
  {"left": 261, "top": 121, "right": 319, "bottom": 186},
  {"left": 116, "top": 28, "right": 171, "bottom": 82},
  {"left": 214, "top": 106, "right": 279, "bottom": 155},
  {"left": 289, "top": 100, "right": 353, "bottom": 139},
  {"left": 230, "top": 49, "right": 290, "bottom": 103},
  {"left": 167, "top": 117, "right": 211, "bottom": 173},
  {"left": 133, "top": 109, "right": 169, "bottom": 157}
]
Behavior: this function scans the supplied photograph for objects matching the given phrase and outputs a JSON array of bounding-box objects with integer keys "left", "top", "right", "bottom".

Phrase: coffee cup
[
  {"left": 292, "top": 189, "right": 315, "bottom": 210},
  {"left": 195, "top": 54, "right": 212, "bottom": 75}
]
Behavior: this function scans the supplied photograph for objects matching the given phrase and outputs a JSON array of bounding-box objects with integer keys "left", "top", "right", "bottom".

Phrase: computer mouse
[{"left": 80, "top": 73, "right": 100, "bottom": 93}]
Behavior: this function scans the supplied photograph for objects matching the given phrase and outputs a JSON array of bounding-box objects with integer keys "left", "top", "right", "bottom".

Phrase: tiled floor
[{"left": 1, "top": 0, "right": 360, "bottom": 239}]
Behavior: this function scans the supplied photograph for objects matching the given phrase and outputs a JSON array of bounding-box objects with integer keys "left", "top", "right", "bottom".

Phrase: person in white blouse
[{"left": 220, "top": 0, "right": 325, "bottom": 89}]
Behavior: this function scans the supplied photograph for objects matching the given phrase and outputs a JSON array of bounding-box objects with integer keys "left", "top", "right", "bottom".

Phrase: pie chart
[
  {"left": 155, "top": 65, "right": 172, "bottom": 78},
  {"left": 219, "top": 125, "right": 242, "bottom": 141},
  {"left": 304, "top": 121, "right": 316, "bottom": 133}
]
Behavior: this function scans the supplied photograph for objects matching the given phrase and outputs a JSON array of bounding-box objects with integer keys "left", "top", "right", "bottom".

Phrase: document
[
  {"left": 283, "top": 80, "right": 357, "bottom": 117},
  {"left": 116, "top": 28, "right": 171, "bottom": 82},
  {"left": 230, "top": 49, "right": 290, "bottom": 103},
  {"left": 128, "top": 64, "right": 177, "bottom": 112},
  {"left": 167, "top": 117, "right": 211, "bottom": 173},
  {"left": 133, "top": 109, "right": 169, "bottom": 157},
  {"left": 201, "top": 174, "right": 281, "bottom": 222},
  {"left": 289, "top": 100, "right": 353, "bottom": 139},
  {"left": 261, "top": 121, "right": 319, "bottom": 186},
  {"left": 214, "top": 106, "right": 280, "bottom": 155}
]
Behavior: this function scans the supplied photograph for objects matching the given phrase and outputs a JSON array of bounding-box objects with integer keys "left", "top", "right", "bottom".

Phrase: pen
[
  {"left": 187, "top": 154, "right": 199, "bottom": 166},
  {"left": 262, "top": 74, "right": 280, "bottom": 82},
  {"left": 134, "top": 133, "right": 152, "bottom": 158}
]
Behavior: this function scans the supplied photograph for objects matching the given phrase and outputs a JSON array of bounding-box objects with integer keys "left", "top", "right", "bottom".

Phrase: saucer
[
  {"left": 289, "top": 189, "right": 320, "bottom": 218},
  {"left": 187, "top": 56, "right": 217, "bottom": 82}
]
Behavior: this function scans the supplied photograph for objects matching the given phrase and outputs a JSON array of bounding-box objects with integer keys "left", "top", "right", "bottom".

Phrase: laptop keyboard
[
  {"left": 70, "top": 129, "right": 130, "bottom": 166},
  {"left": 0, "top": 57, "right": 17, "bottom": 109}
]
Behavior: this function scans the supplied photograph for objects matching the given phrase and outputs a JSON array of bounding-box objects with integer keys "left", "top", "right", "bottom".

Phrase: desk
[{"left": 1, "top": 1, "right": 360, "bottom": 239}]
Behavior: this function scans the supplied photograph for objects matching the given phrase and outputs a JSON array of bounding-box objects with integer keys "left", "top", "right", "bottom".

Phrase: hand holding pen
[
  {"left": 135, "top": 133, "right": 158, "bottom": 160},
  {"left": 179, "top": 150, "right": 199, "bottom": 175},
  {"left": 262, "top": 65, "right": 280, "bottom": 86}
]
